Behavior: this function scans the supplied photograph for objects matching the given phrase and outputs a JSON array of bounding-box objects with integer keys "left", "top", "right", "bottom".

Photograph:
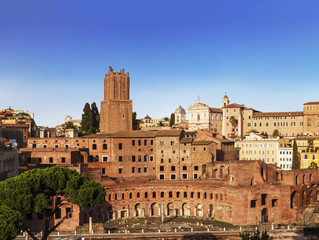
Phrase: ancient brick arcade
[{"left": 18, "top": 67, "right": 319, "bottom": 232}]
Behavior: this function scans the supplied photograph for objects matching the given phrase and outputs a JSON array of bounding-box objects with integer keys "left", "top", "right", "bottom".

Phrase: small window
[
  {"left": 54, "top": 144, "right": 58, "bottom": 148},
  {"left": 191, "top": 192, "right": 194, "bottom": 198},
  {"left": 119, "top": 143, "right": 122, "bottom": 150},
  {"left": 103, "top": 156, "right": 108, "bottom": 162},
  {"left": 103, "top": 144, "right": 107, "bottom": 150},
  {"left": 171, "top": 166, "right": 175, "bottom": 171},
  {"left": 55, "top": 208, "right": 61, "bottom": 219},
  {"left": 61, "top": 157, "right": 65, "bottom": 163},
  {"left": 92, "top": 144, "right": 97, "bottom": 150},
  {"left": 160, "top": 166, "right": 164, "bottom": 171},
  {"left": 38, "top": 158, "right": 42, "bottom": 163},
  {"left": 137, "top": 192, "right": 140, "bottom": 198},
  {"left": 159, "top": 174, "right": 165, "bottom": 180},
  {"left": 150, "top": 156, "right": 154, "bottom": 162},
  {"left": 182, "top": 173, "right": 187, "bottom": 179},
  {"left": 184, "top": 192, "right": 187, "bottom": 198},
  {"left": 183, "top": 166, "right": 187, "bottom": 171},
  {"left": 119, "top": 156, "right": 123, "bottom": 162},
  {"left": 197, "top": 192, "right": 201, "bottom": 198},
  {"left": 272, "top": 199, "right": 278, "bottom": 207},
  {"left": 132, "top": 140, "right": 135, "bottom": 146},
  {"left": 66, "top": 207, "right": 72, "bottom": 218},
  {"left": 132, "top": 167, "right": 135, "bottom": 173},
  {"left": 151, "top": 140, "right": 153, "bottom": 145},
  {"left": 194, "top": 166, "right": 199, "bottom": 171},
  {"left": 144, "top": 192, "right": 148, "bottom": 198},
  {"left": 152, "top": 192, "right": 156, "bottom": 198},
  {"left": 170, "top": 174, "right": 176, "bottom": 180},
  {"left": 194, "top": 173, "right": 198, "bottom": 179},
  {"left": 119, "top": 168, "right": 123, "bottom": 174},
  {"left": 102, "top": 168, "right": 106, "bottom": 174},
  {"left": 132, "top": 156, "right": 136, "bottom": 162},
  {"left": 144, "top": 140, "right": 147, "bottom": 145},
  {"left": 144, "top": 155, "right": 147, "bottom": 162},
  {"left": 138, "top": 140, "right": 141, "bottom": 146},
  {"left": 161, "top": 192, "right": 164, "bottom": 198},
  {"left": 250, "top": 200, "right": 256, "bottom": 208},
  {"left": 49, "top": 157, "right": 53, "bottom": 163},
  {"left": 261, "top": 194, "right": 267, "bottom": 205}
]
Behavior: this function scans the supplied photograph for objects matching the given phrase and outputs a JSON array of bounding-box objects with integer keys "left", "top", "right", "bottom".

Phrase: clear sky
[{"left": 1, "top": 0, "right": 319, "bottom": 127}]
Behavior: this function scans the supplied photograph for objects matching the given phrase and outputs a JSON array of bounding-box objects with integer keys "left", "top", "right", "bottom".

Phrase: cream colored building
[
  {"left": 222, "top": 96, "right": 319, "bottom": 139},
  {"left": 235, "top": 133, "right": 282, "bottom": 165},
  {"left": 188, "top": 100, "right": 222, "bottom": 133}
]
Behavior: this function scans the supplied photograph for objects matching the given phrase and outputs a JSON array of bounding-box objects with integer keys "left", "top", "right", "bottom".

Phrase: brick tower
[{"left": 100, "top": 66, "right": 132, "bottom": 133}]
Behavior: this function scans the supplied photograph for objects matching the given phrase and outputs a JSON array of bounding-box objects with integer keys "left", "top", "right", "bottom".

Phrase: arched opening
[
  {"left": 196, "top": 203, "right": 203, "bottom": 217},
  {"left": 303, "top": 174, "right": 306, "bottom": 184},
  {"left": 310, "top": 174, "right": 312, "bottom": 182},
  {"left": 261, "top": 208, "right": 268, "bottom": 223},
  {"left": 167, "top": 202, "right": 173, "bottom": 216},
  {"left": 108, "top": 206, "right": 114, "bottom": 220},
  {"left": 302, "top": 191, "right": 306, "bottom": 206},
  {"left": 208, "top": 204, "right": 213, "bottom": 218},
  {"left": 150, "top": 203, "right": 160, "bottom": 216},
  {"left": 296, "top": 175, "right": 299, "bottom": 185},
  {"left": 135, "top": 203, "right": 142, "bottom": 217},
  {"left": 316, "top": 191, "right": 319, "bottom": 201},
  {"left": 182, "top": 203, "right": 191, "bottom": 216},
  {"left": 197, "top": 114, "right": 200, "bottom": 121},
  {"left": 309, "top": 190, "right": 313, "bottom": 204},
  {"left": 290, "top": 191, "right": 298, "bottom": 208}
]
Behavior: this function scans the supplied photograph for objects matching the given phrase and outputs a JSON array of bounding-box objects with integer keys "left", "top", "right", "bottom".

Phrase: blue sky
[{"left": 1, "top": 0, "right": 319, "bottom": 127}]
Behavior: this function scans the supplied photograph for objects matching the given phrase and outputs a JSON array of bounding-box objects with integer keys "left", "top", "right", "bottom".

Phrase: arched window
[{"left": 197, "top": 114, "right": 200, "bottom": 121}]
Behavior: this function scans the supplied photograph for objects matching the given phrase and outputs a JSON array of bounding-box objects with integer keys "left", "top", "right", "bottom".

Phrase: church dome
[{"left": 175, "top": 105, "right": 186, "bottom": 114}]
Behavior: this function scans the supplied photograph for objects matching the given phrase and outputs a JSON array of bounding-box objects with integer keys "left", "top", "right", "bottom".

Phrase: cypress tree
[
  {"left": 292, "top": 140, "right": 300, "bottom": 169},
  {"left": 91, "top": 102, "right": 100, "bottom": 132},
  {"left": 81, "top": 103, "right": 91, "bottom": 132},
  {"left": 170, "top": 113, "right": 175, "bottom": 127}
]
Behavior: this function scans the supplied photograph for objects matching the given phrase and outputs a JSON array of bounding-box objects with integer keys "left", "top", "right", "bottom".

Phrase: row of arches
[
  {"left": 107, "top": 191, "right": 226, "bottom": 202},
  {"left": 290, "top": 187, "right": 319, "bottom": 209},
  {"left": 106, "top": 202, "right": 214, "bottom": 220}
]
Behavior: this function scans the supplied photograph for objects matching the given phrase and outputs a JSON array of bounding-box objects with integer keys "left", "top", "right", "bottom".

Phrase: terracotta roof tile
[
  {"left": 209, "top": 108, "right": 223, "bottom": 113},
  {"left": 180, "top": 137, "right": 193, "bottom": 143},
  {"left": 304, "top": 101, "right": 319, "bottom": 105},
  {"left": 253, "top": 111, "right": 303, "bottom": 117},
  {"left": 156, "top": 130, "right": 183, "bottom": 137}
]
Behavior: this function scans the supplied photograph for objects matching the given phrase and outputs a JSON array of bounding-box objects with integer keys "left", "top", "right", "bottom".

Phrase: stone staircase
[{"left": 299, "top": 202, "right": 319, "bottom": 226}]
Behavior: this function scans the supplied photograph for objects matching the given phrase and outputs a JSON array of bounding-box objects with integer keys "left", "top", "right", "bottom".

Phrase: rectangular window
[
  {"left": 272, "top": 199, "right": 278, "bottom": 207},
  {"left": 61, "top": 157, "right": 65, "bottom": 163},
  {"left": 160, "top": 166, "right": 164, "bottom": 171},
  {"left": 160, "top": 140, "right": 164, "bottom": 146},
  {"left": 54, "top": 144, "right": 58, "bottom": 148},
  {"left": 144, "top": 155, "right": 147, "bottom": 162},
  {"left": 151, "top": 140, "right": 153, "bottom": 145},
  {"left": 103, "top": 156, "right": 108, "bottom": 162},
  {"left": 138, "top": 140, "right": 141, "bottom": 146},
  {"left": 32, "top": 144, "right": 37, "bottom": 148},
  {"left": 261, "top": 194, "right": 267, "bottom": 205},
  {"left": 138, "top": 155, "right": 141, "bottom": 162},
  {"left": 144, "top": 140, "right": 147, "bottom": 145},
  {"left": 55, "top": 208, "right": 61, "bottom": 219},
  {"left": 183, "top": 166, "right": 187, "bottom": 171},
  {"left": 119, "top": 168, "right": 123, "bottom": 174},
  {"left": 103, "top": 144, "right": 107, "bottom": 150},
  {"left": 250, "top": 200, "right": 256, "bottom": 208},
  {"left": 38, "top": 158, "right": 42, "bottom": 163},
  {"left": 149, "top": 156, "right": 154, "bottom": 162},
  {"left": 92, "top": 144, "right": 96, "bottom": 150},
  {"left": 132, "top": 140, "right": 135, "bottom": 146},
  {"left": 159, "top": 174, "right": 164, "bottom": 180},
  {"left": 102, "top": 168, "right": 106, "bottom": 174},
  {"left": 170, "top": 174, "right": 176, "bottom": 180},
  {"left": 193, "top": 173, "right": 198, "bottom": 179},
  {"left": 171, "top": 140, "right": 174, "bottom": 145},
  {"left": 182, "top": 174, "right": 188, "bottom": 179},
  {"left": 144, "top": 167, "right": 147, "bottom": 173},
  {"left": 132, "top": 156, "right": 136, "bottom": 162},
  {"left": 119, "top": 156, "right": 123, "bottom": 162},
  {"left": 132, "top": 167, "right": 135, "bottom": 173},
  {"left": 66, "top": 208, "right": 72, "bottom": 218},
  {"left": 49, "top": 157, "right": 53, "bottom": 163},
  {"left": 119, "top": 143, "right": 122, "bottom": 150}
]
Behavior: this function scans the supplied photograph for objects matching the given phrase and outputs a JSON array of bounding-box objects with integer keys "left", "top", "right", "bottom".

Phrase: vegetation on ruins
[
  {"left": 0, "top": 166, "right": 106, "bottom": 240},
  {"left": 292, "top": 140, "right": 300, "bottom": 169},
  {"left": 80, "top": 102, "right": 100, "bottom": 135},
  {"left": 240, "top": 230, "right": 273, "bottom": 240},
  {"left": 170, "top": 113, "right": 175, "bottom": 126}
]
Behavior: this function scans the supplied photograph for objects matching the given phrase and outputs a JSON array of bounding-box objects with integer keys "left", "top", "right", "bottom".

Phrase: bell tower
[{"left": 100, "top": 66, "right": 132, "bottom": 133}]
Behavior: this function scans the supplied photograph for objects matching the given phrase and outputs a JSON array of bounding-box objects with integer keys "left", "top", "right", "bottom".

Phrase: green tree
[
  {"left": 132, "top": 112, "right": 137, "bottom": 121},
  {"left": 0, "top": 205, "right": 22, "bottom": 240},
  {"left": 0, "top": 166, "right": 106, "bottom": 240},
  {"left": 273, "top": 129, "right": 279, "bottom": 137},
  {"left": 65, "top": 122, "right": 76, "bottom": 129},
  {"left": 169, "top": 113, "right": 175, "bottom": 127},
  {"left": 292, "top": 140, "right": 300, "bottom": 169},
  {"left": 91, "top": 102, "right": 100, "bottom": 132},
  {"left": 308, "top": 162, "right": 318, "bottom": 169},
  {"left": 80, "top": 103, "right": 96, "bottom": 134}
]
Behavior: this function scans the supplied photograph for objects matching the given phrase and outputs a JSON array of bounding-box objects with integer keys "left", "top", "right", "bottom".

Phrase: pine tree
[
  {"left": 292, "top": 140, "right": 300, "bottom": 169},
  {"left": 170, "top": 113, "right": 175, "bottom": 126}
]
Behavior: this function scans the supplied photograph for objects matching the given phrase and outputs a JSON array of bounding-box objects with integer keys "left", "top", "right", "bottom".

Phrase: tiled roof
[
  {"left": 156, "top": 130, "right": 183, "bottom": 137},
  {"left": 253, "top": 111, "right": 303, "bottom": 117},
  {"left": 192, "top": 140, "right": 214, "bottom": 145},
  {"left": 112, "top": 131, "right": 156, "bottom": 138},
  {"left": 222, "top": 103, "right": 245, "bottom": 109},
  {"left": 180, "top": 137, "right": 193, "bottom": 143},
  {"left": 304, "top": 101, "right": 319, "bottom": 105},
  {"left": 209, "top": 108, "right": 223, "bottom": 113}
]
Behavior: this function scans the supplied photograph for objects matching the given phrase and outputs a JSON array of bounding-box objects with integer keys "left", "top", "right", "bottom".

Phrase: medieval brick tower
[{"left": 100, "top": 66, "right": 132, "bottom": 133}]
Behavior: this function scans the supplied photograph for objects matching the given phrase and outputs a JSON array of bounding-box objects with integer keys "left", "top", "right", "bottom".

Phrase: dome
[
  {"left": 144, "top": 114, "right": 151, "bottom": 120},
  {"left": 175, "top": 105, "right": 186, "bottom": 114}
]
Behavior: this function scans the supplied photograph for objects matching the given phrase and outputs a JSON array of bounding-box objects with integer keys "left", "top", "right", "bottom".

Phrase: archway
[
  {"left": 135, "top": 203, "right": 142, "bottom": 217},
  {"left": 108, "top": 206, "right": 114, "bottom": 220},
  {"left": 182, "top": 203, "right": 191, "bottom": 216},
  {"left": 208, "top": 204, "right": 214, "bottom": 218},
  {"left": 196, "top": 203, "right": 203, "bottom": 217},
  {"left": 150, "top": 203, "right": 160, "bottom": 216},
  {"left": 290, "top": 191, "right": 299, "bottom": 208},
  {"left": 261, "top": 208, "right": 268, "bottom": 223},
  {"left": 167, "top": 202, "right": 174, "bottom": 216}
]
